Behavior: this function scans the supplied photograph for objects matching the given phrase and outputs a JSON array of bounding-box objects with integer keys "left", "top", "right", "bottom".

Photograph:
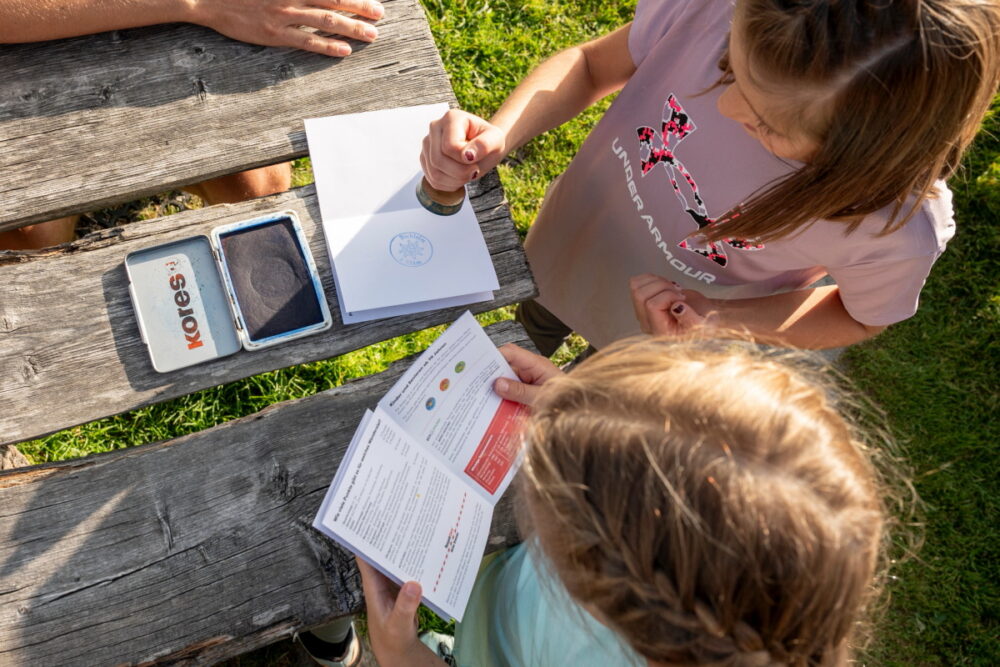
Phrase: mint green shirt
[{"left": 453, "top": 543, "right": 646, "bottom": 666}]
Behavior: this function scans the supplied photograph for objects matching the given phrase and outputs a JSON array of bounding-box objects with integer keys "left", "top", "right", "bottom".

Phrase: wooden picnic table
[{"left": 0, "top": 1, "right": 536, "bottom": 663}]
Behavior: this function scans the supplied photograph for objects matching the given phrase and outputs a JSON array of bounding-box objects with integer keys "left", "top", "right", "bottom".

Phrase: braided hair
[{"left": 520, "top": 338, "right": 907, "bottom": 665}]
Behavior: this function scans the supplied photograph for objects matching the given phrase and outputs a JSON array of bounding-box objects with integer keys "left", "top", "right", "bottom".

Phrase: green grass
[
  {"left": 843, "top": 102, "right": 1000, "bottom": 665},
  {"left": 18, "top": 1, "right": 999, "bottom": 664}
]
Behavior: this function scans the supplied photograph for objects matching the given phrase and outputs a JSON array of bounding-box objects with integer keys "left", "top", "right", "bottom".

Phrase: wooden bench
[{"left": 0, "top": 1, "right": 535, "bottom": 662}]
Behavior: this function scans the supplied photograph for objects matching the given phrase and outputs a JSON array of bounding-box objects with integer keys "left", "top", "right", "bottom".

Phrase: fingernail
[
  {"left": 371, "top": 2, "right": 385, "bottom": 18},
  {"left": 472, "top": 169, "right": 480, "bottom": 180},
  {"left": 672, "top": 303, "right": 685, "bottom": 314},
  {"left": 495, "top": 378, "right": 509, "bottom": 393},
  {"left": 464, "top": 149, "right": 475, "bottom": 162},
  {"left": 337, "top": 44, "right": 352, "bottom": 57},
  {"left": 402, "top": 582, "right": 420, "bottom": 598},
  {"left": 363, "top": 26, "right": 378, "bottom": 40}
]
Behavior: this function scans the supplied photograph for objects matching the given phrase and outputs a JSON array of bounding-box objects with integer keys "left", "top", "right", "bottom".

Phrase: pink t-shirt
[{"left": 524, "top": 0, "right": 954, "bottom": 349}]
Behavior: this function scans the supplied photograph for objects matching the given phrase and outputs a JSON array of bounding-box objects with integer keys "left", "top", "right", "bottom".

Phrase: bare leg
[
  {"left": 1, "top": 444, "right": 31, "bottom": 470},
  {"left": 0, "top": 162, "right": 291, "bottom": 251},
  {"left": 184, "top": 162, "right": 292, "bottom": 205},
  {"left": 0, "top": 215, "right": 78, "bottom": 250}
]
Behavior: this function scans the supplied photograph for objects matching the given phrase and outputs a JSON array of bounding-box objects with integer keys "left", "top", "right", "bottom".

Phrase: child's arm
[
  {"left": 420, "top": 24, "right": 637, "bottom": 192},
  {"left": 705, "top": 287, "right": 886, "bottom": 348},
  {"left": 491, "top": 23, "right": 637, "bottom": 156},
  {"left": 630, "top": 274, "right": 885, "bottom": 349}
]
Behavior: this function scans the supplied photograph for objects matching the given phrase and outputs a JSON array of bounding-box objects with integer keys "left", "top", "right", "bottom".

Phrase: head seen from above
[
  {"left": 519, "top": 337, "right": 902, "bottom": 666},
  {"left": 707, "top": 0, "right": 1000, "bottom": 244}
]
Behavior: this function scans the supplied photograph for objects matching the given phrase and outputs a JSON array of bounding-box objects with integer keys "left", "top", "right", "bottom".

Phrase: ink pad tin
[{"left": 125, "top": 211, "right": 332, "bottom": 373}]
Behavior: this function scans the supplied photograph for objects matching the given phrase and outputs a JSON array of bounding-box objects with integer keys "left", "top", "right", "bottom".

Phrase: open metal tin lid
[{"left": 125, "top": 235, "right": 241, "bottom": 373}]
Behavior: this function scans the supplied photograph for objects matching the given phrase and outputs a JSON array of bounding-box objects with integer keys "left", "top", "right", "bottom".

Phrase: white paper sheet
[{"left": 304, "top": 105, "right": 499, "bottom": 323}]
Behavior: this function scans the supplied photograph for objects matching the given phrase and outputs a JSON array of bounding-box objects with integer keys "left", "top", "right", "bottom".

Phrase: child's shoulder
[
  {"left": 631, "top": 0, "right": 734, "bottom": 61},
  {"left": 819, "top": 182, "right": 956, "bottom": 265},
  {"left": 876, "top": 182, "right": 955, "bottom": 255},
  {"left": 635, "top": 0, "right": 733, "bottom": 25},
  {"left": 786, "top": 183, "right": 954, "bottom": 270}
]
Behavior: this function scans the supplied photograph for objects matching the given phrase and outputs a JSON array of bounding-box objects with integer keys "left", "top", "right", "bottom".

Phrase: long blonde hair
[
  {"left": 520, "top": 337, "right": 913, "bottom": 665},
  {"left": 704, "top": 0, "right": 1000, "bottom": 243}
]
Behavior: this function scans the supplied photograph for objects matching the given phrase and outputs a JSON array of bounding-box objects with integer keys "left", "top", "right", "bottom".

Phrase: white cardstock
[{"left": 304, "top": 104, "right": 499, "bottom": 323}]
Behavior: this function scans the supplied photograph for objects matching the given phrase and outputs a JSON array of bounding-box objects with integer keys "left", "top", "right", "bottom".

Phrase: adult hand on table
[
  {"left": 420, "top": 109, "right": 508, "bottom": 191},
  {"left": 1, "top": 0, "right": 383, "bottom": 56},
  {"left": 189, "top": 0, "right": 384, "bottom": 57},
  {"left": 493, "top": 343, "right": 563, "bottom": 407}
]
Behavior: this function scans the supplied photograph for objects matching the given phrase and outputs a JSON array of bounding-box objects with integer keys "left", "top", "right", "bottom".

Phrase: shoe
[
  {"left": 295, "top": 624, "right": 362, "bottom": 667},
  {"left": 419, "top": 630, "right": 456, "bottom": 666}
]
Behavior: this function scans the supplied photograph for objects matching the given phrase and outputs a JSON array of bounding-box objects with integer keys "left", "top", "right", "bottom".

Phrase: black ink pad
[{"left": 218, "top": 216, "right": 325, "bottom": 343}]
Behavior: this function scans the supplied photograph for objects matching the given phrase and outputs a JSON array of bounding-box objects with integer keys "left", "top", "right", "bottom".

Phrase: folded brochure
[{"left": 313, "top": 312, "right": 529, "bottom": 620}]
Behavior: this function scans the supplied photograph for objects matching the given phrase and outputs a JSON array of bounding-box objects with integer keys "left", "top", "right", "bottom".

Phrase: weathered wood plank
[
  {"left": 0, "top": 0, "right": 452, "bottom": 231},
  {"left": 0, "top": 170, "right": 536, "bottom": 446},
  {"left": 0, "top": 320, "right": 528, "bottom": 666}
]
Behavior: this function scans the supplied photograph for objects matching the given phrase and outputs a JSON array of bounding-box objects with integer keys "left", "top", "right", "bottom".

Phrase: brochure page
[
  {"left": 378, "top": 312, "right": 528, "bottom": 500},
  {"left": 313, "top": 409, "right": 492, "bottom": 621}
]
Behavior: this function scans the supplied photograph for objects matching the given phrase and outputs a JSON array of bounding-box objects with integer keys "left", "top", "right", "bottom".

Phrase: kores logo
[{"left": 167, "top": 269, "right": 204, "bottom": 350}]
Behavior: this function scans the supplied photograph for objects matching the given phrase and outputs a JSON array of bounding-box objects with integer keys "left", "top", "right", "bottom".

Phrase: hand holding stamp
[{"left": 417, "top": 109, "right": 507, "bottom": 216}]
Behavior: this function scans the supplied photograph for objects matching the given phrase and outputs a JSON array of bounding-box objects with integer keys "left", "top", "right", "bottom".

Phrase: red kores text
[{"left": 168, "top": 272, "right": 203, "bottom": 350}]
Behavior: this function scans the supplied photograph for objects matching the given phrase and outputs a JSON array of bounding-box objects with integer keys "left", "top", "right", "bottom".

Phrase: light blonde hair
[
  {"left": 703, "top": 0, "right": 1000, "bottom": 244},
  {"left": 520, "top": 337, "right": 914, "bottom": 665}
]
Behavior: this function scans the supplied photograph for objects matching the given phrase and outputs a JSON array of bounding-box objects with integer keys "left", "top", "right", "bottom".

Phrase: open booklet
[
  {"left": 304, "top": 104, "right": 500, "bottom": 324},
  {"left": 313, "top": 312, "right": 529, "bottom": 621}
]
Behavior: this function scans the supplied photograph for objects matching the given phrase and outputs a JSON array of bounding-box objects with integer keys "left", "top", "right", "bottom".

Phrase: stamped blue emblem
[{"left": 390, "top": 232, "right": 434, "bottom": 267}]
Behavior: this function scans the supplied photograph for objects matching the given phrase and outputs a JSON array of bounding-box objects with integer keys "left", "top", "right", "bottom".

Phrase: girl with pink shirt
[{"left": 420, "top": 0, "right": 999, "bottom": 351}]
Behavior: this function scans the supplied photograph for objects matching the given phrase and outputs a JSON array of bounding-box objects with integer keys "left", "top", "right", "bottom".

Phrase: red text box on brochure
[{"left": 464, "top": 400, "right": 529, "bottom": 495}]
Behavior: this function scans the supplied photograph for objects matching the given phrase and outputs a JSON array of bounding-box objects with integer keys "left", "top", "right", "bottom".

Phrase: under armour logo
[{"left": 637, "top": 95, "right": 762, "bottom": 267}]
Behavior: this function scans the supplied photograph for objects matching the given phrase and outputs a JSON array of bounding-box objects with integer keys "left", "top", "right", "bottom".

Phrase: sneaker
[
  {"left": 295, "top": 624, "right": 362, "bottom": 667},
  {"left": 419, "top": 630, "right": 456, "bottom": 666}
]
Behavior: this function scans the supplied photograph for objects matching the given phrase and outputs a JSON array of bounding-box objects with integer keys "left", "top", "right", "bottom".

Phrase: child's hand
[
  {"left": 493, "top": 343, "right": 563, "bottom": 406},
  {"left": 420, "top": 109, "right": 507, "bottom": 191},
  {"left": 630, "top": 274, "right": 712, "bottom": 336},
  {"left": 356, "top": 557, "right": 435, "bottom": 666}
]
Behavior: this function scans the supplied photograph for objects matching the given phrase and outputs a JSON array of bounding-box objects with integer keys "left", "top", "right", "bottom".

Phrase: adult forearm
[
  {"left": 0, "top": 0, "right": 191, "bottom": 43},
  {"left": 709, "top": 286, "right": 885, "bottom": 349}
]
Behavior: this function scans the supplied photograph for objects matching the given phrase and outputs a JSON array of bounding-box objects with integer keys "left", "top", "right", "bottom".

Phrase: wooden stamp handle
[{"left": 416, "top": 176, "right": 465, "bottom": 216}]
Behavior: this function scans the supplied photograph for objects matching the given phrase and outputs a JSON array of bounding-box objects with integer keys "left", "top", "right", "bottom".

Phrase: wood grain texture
[
  {"left": 0, "top": 0, "right": 452, "bottom": 231},
  {"left": 0, "top": 320, "right": 528, "bottom": 666},
  {"left": 0, "top": 171, "right": 536, "bottom": 446}
]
